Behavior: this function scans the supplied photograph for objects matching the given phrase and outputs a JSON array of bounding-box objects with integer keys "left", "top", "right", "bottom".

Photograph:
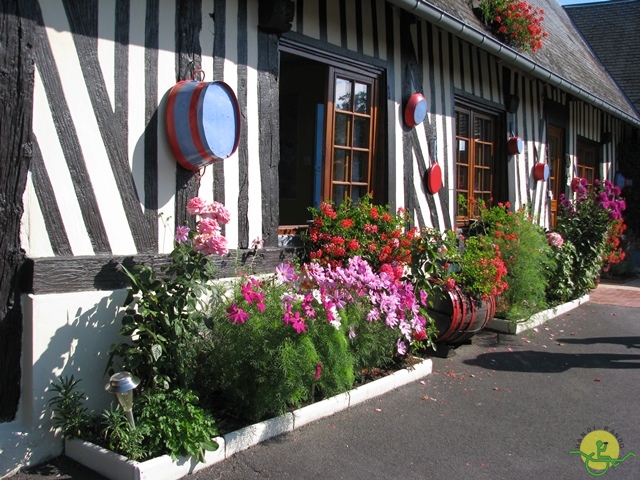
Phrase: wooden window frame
[
  {"left": 454, "top": 103, "right": 501, "bottom": 224},
  {"left": 324, "top": 67, "right": 380, "bottom": 205}
]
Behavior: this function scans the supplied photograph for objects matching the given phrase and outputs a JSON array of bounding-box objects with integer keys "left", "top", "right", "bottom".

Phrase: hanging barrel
[
  {"left": 165, "top": 77, "right": 240, "bottom": 171},
  {"left": 428, "top": 284, "right": 496, "bottom": 344}
]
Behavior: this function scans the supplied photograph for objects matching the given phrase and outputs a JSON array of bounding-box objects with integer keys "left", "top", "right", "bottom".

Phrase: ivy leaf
[{"left": 151, "top": 344, "right": 163, "bottom": 361}]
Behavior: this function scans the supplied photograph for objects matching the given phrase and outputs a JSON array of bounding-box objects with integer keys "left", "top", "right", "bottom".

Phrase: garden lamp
[{"left": 105, "top": 371, "right": 140, "bottom": 428}]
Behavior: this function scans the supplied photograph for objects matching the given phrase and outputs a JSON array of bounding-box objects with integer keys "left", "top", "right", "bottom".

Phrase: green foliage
[
  {"left": 471, "top": 205, "right": 553, "bottom": 320},
  {"left": 554, "top": 178, "right": 626, "bottom": 297},
  {"left": 108, "top": 242, "right": 223, "bottom": 391},
  {"left": 48, "top": 376, "right": 91, "bottom": 439},
  {"left": 410, "top": 226, "right": 508, "bottom": 300},
  {"left": 205, "top": 278, "right": 322, "bottom": 421},
  {"left": 100, "top": 405, "right": 148, "bottom": 461},
  {"left": 136, "top": 389, "right": 218, "bottom": 463},
  {"left": 545, "top": 240, "right": 577, "bottom": 305},
  {"left": 343, "top": 302, "right": 400, "bottom": 378},
  {"left": 306, "top": 316, "right": 355, "bottom": 397}
]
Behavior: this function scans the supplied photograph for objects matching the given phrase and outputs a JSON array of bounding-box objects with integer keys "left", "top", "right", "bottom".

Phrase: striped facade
[{"left": 23, "top": 0, "right": 626, "bottom": 269}]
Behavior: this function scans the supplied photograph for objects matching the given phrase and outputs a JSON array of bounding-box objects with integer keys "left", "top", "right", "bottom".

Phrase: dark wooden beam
[
  {"left": 29, "top": 248, "right": 304, "bottom": 295},
  {"left": 0, "top": 0, "right": 36, "bottom": 421}
]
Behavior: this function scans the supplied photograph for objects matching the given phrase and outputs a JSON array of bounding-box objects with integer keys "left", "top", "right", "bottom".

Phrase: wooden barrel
[
  {"left": 165, "top": 80, "right": 240, "bottom": 171},
  {"left": 428, "top": 285, "right": 496, "bottom": 344}
]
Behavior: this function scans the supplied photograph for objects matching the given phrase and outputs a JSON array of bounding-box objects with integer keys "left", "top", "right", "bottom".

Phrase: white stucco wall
[{"left": 0, "top": 289, "right": 128, "bottom": 477}]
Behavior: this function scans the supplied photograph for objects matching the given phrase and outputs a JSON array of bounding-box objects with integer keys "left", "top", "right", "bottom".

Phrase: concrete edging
[
  {"left": 65, "top": 358, "right": 433, "bottom": 480},
  {"left": 485, "top": 294, "right": 590, "bottom": 335}
]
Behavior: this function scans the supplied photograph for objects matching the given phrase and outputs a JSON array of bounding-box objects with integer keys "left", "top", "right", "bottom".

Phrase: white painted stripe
[
  {"left": 128, "top": 0, "right": 147, "bottom": 207},
  {"left": 390, "top": 11, "right": 402, "bottom": 211},
  {"left": 200, "top": 0, "right": 215, "bottom": 81},
  {"left": 412, "top": 151, "right": 432, "bottom": 228},
  {"left": 20, "top": 172, "right": 55, "bottom": 258},
  {"left": 344, "top": 1, "right": 357, "bottom": 52},
  {"left": 246, "top": 7, "right": 263, "bottom": 246},
  {"left": 304, "top": 0, "right": 321, "bottom": 40},
  {"left": 98, "top": 0, "right": 116, "bottom": 111},
  {"left": 41, "top": 1, "right": 137, "bottom": 254},
  {"left": 326, "top": 0, "right": 341, "bottom": 46},
  {"left": 157, "top": 0, "right": 177, "bottom": 254},
  {"left": 223, "top": 0, "right": 240, "bottom": 249},
  {"left": 198, "top": 0, "right": 216, "bottom": 205},
  {"left": 361, "top": 2, "right": 374, "bottom": 58},
  {"left": 32, "top": 64, "right": 95, "bottom": 256}
]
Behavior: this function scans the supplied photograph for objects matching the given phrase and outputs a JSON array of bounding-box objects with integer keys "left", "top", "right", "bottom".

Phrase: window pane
[
  {"left": 458, "top": 139, "right": 468, "bottom": 165},
  {"left": 335, "top": 78, "right": 351, "bottom": 111},
  {"left": 457, "top": 165, "right": 468, "bottom": 190},
  {"left": 352, "top": 185, "right": 368, "bottom": 202},
  {"left": 457, "top": 111, "right": 469, "bottom": 137},
  {"left": 352, "top": 151, "right": 369, "bottom": 183},
  {"left": 353, "top": 117, "right": 370, "bottom": 148},
  {"left": 332, "top": 185, "right": 346, "bottom": 206},
  {"left": 335, "top": 113, "right": 350, "bottom": 146},
  {"left": 333, "top": 149, "right": 349, "bottom": 181},
  {"left": 354, "top": 83, "right": 369, "bottom": 113},
  {"left": 473, "top": 117, "right": 492, "bottom": 141}
]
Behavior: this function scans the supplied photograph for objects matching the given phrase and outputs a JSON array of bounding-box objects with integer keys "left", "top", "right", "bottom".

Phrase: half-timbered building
[{"left": 1, "top": 0, "right": 639, "bottom": 473}]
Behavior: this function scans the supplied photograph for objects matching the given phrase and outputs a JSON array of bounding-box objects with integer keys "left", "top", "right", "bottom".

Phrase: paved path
[{"left": 13, "top": 280, "right": 640, "bottom": 480}]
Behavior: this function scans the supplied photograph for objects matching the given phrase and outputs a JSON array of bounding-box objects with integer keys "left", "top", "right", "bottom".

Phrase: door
[{"left": 548, "top": 125, "right": 565, "bottom": 226}]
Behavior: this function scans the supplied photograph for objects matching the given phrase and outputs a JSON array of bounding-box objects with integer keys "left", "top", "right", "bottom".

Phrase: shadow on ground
[{"left": 463, "top": 348, "right": 640, "bottom": 373}]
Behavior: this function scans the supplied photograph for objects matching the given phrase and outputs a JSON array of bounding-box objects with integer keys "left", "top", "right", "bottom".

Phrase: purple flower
[
  {"left": 175, "top": 225, "right": 190, "bottom": 244},
  {"left": 276, "top": 262, "right": 298, "bottom": 283},
  {"left": 396, "top": 339, "right": 407, "bottom": 356},
  {"left": 419, "top": 290, "right": 428, "bottom": 307}
]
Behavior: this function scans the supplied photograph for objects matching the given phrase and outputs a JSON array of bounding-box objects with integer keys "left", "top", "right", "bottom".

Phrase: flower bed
[{"left": 65, "top": 358, "right": 433, "bottom": 480}]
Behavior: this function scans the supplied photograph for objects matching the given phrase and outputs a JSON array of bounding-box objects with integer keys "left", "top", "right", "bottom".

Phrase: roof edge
[{"left": 388, "top": 0, "right": 640, "bottom": 128}]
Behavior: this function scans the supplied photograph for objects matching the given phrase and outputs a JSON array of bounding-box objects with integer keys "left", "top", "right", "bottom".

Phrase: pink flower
[
  {"left": 251, "top": 237, "right": 264, "bottom": 250},
  {"left": 204, "top": 201, "right": 231, "bottom": 225},
  {"left": 546, "top": 232, "right": 564, "bottom": 248},
  {"left": 175, "top": 225, "right": 190, "bottom": 243},
  {"left": 226, "top": 303, "right": 249, "bottom": 324},
  {"left": 197, "top": 217, "right": 221, "bottom": 235},
  {"left": 314, "top": 362, "right": 323, "bottom": 380},
  {"left": 445, "top": 278, "right": 456, "bottom": 291},
  {"left": 202, "top": 233, "right": 228, "bottom": 256},
  {"left": 186, "top": 197, "right": 208, "bottom": 216},
  {"left": 396, "top": 339, "right": 407, "bottom": 356},
  {"left": 292, "top": 318, "right": 307, "bottom": 334}
]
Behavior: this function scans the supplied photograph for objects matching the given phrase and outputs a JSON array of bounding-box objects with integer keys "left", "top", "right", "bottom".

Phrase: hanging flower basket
[{"left": 472, "top": 0, "right": 548, "bottom": 52}]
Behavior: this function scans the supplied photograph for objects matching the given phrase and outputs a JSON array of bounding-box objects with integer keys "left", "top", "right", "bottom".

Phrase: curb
[
  {"left": 65, "top": 358, "right": 433, "bottom": 480},
  {"left": 485, "top": 294, "right": 590, "bottom": 335}
]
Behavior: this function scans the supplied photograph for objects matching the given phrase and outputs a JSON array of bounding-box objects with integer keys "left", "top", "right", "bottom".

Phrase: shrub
[
  {"left": 108, "top": 198, "right": 227, "bottom": 391},
  {"left": 554, "top": 178, "right": 627, "bottom": 296},
  {"left": 470, "top": 203, "right": 553, "bottom": 319},
  {"left": 202, "top": 258, "right": 433, "bottom": 421},
  {"left": 304, "top": 194, "right": 418, "bottom": 277}
]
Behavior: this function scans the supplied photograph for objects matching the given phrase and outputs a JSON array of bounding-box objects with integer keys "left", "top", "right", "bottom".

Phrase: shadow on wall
[{"left": 0, "top": 290, "right": 128, "bottom": 476}]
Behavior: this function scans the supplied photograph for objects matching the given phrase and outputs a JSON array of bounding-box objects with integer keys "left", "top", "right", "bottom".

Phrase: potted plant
[
  {"left": 410, "top": 225, "right": 507, "bottom": 344},
  {"left": 472, "top": 0, "right": 548, "bottom": 52}
]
